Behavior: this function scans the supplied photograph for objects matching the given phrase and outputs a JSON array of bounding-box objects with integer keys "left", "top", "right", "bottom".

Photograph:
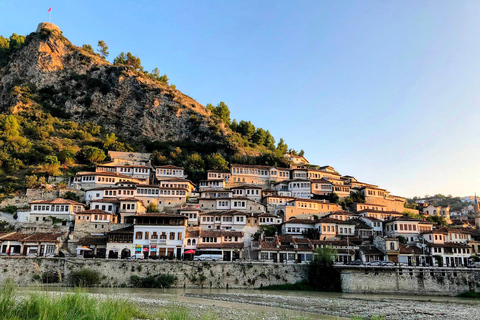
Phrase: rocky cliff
[{"left": 0, "top": 22, "right": 228, "bottom": 145}]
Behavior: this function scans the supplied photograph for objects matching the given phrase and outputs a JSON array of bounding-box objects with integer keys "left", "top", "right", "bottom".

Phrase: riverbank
[{"left": 25, "top": 287, "right": 480, "bottom": 320}]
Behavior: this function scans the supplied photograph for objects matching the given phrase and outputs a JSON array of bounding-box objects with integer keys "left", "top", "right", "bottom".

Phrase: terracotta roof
[
  {"left": 199, "top": 210, "right": 247, "bottom": 216},
  {"left": 284, "top": 218, "right": 317, "bottom": 225},
  {"left": 0, "top": 233, "right": 31, "bottom": 241},
  {"left": 310, "top": 178, "right": 333, "bottom": 184},
  {"left": 259, "top": 239, "right": 278, "bottom": 250},
  {"left": 196, "top": 243, "right": 244, "bottom": 249},
  {"left": 77, "top": 236, "right": 107, "bottom": 246},
  {"left": 186, "top": 230, "right": 200, "bottom": 238},
  {"left": 359, "top": 246, "right": 384, "bottom": 255},
  {"left": 427, "top": 242, "right": 471, "bottom": 248},
  {"left": 30, "top": 198, "right": 84, "bottom": 206},
  {"left": 90, "top": 199, "right": 120, "bottom": 204},
  {"left": 156, "top": 165, "right": 184, "bottom": 169},
  {"left": 200, "top": 230, "right": 243, "bottom": 238},
  {"left": 231, "top": 164, "right": 273, "bottom": 169},
  {"left": 0, "top": 232, "right": 64, "bottom": 242},
  {"left": 107, "top": 225, "right": 134, "bottom": 234},
  {"left": 76, "top": 172, "right": 134, "bottom": 179},
  {"left": 76, "top": 209, "right": 113, "bottom": 215},
  {"left": 231, "top": 185, "right": 263, "bottom": 189}
]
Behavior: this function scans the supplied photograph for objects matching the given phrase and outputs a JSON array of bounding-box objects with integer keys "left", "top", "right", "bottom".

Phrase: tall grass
[{"left": 0, "top": 280, "right": 149, "bottom": 320}]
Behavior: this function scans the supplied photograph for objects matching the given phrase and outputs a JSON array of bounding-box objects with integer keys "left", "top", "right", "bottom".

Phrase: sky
[{"left": 0, "top": 1, "right": 479, "bottom": 198}]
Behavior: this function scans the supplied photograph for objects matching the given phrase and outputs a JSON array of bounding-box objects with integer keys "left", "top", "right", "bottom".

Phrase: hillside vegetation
[{"left": 0, "top": 23, "right": 298, "bottom": 196}]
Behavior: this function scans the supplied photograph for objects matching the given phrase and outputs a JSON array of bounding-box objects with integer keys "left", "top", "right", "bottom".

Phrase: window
[
  {"left": 135, "top": 232, "right": 142, "bottom": 239},
  {"left": 144, "top": 232, "right": 149, "bottom": 240},
  {"left": 178, "top": 232, "right": 182, "bottom": 240},
  {"left": 170, "top": 232, "right": 175, "bottom": 240}
]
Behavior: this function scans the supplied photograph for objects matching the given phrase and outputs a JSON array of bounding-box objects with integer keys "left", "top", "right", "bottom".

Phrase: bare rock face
[{"left": 0, "top": 22, "right": 229, "bottom": 146}]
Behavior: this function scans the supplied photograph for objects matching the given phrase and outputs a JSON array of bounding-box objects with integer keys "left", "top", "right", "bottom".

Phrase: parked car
[
  {"left": 381, "top": 261, "right": 395, "bottom": 267},
  {"left": 349, "top": 260, "right": 363, "bottom": 265},
  {"left": 365, "top": 260, "right": 383, "bottom": 266},
  {"left": 193, "top": 254, "right": 222, "bottom": 261}
]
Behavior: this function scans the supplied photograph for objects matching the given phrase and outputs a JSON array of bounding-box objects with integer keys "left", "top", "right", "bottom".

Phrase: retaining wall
[
  {"left": 339, "top": 266, "right": 480, "bottom": 296},
  {"left": 0, "top": 257, "right": 307, "bottom": 288}
]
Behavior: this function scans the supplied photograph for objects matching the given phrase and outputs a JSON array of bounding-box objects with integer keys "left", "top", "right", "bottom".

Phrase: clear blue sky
[{"left": 1, "top": 1, "right": 479, "bottom": 198}]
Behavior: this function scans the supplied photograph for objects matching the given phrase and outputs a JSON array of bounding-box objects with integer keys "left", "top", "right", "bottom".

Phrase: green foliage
[
  {"left": 252, "top": 225, "right": 278, "bottom": 240},
  {"left": 302, "top": 228, "right": 320, "bottom": 240},
  {"left": 397, "top": 236, "right": 407, "bottom": 245},
  {"left": 0, "top": 280, "right": 150, "bottom": 320},
  {"left": 207, "top": 102, "right": 231, "bottom": 125},
  {"left": 81, "top": 44, "right": 94, "bottom": 54},
  {"left": 57, "top": 149, "right": 76, "bottom": 165},
  {"left": 308, "top": 247, "right": 341, "bottom": 292},
  {"left": 130, "top": 274, "right": 177, "bottom": 288},
  {"left": 62, "top": 191, "right": 80, "bottom": 202},
  {"left": 146, "top": 202, "right": 158, "bottom": 213},
  {"left": 426, "top": 215, "right": 449, "bottom": 227},
  {"left": 97, "top": 40, "right": 109, "bottom": 58},
  {"left": 70, "top": 269, "right": 101, "bottom": 287},
  {"left": 78, "top": 146, "right": 106, "bottom": 165},
  {"left": 113, "top": 51, "right": 143, "bottom": 71},
  {"left": 1, "top": 205, "right": 17, "bottom": 215},
  {"left": 205, "top": 153, "right": 228, "bottom": 171}
]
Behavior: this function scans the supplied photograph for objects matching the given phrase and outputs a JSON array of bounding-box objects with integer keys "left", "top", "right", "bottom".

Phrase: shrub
[
  {"left": 70, "top": 269, "right": 100, "bottom": 287},
  {"left": 130, "top": 274, "right": 177, "bottom": 288}
]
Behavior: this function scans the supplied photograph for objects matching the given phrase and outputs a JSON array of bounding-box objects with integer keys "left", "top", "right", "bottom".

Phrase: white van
[{"left": 193, "top": 254, "right": 222, "bottom": 261}]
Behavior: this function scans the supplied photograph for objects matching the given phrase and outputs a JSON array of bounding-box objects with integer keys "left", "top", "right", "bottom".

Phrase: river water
[{"left": 20, "top": 287, "right": 480, "bottom": 319}]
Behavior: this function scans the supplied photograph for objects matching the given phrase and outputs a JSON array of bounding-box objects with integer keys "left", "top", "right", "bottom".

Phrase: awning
[{"left": 184, "top": 250, "right": 195, "bottom": 254}]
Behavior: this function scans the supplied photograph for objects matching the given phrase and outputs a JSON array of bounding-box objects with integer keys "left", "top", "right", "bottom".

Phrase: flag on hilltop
[{"left": 47, "top": 7, "right": 52, "bottom": 13}]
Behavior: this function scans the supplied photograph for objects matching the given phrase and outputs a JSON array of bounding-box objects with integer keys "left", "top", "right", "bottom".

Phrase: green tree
[
  {"left": 206, "top": 153, "right": 228, "bottom": 170},
  {"left": 264, "top": 130, "right": 276, "bottom": 150},
  {"left": 308, "top": 247, "right": 341, "bottom": 292},
  {"left": 62, "top": 191, "right": 80, "bottom": 201},
  {"left": 82, "top": 44, "right": 94, "bottom": 54},
  {"left": 252, "top": 128, "right": 267, "bottom": 146},
  {"left": 113, "top": 52, "right": 127, "bottom": 65},
  {"left": 276, "top": 138, "right": 288, "bottom": 154},
  {"left": 78, "top": 146, "right": 106, "bottom": 165},
  {"left": 0, "top": 35, "right": 10, "bottom": 66},
  {"left": 184, "top": 153, "right": 205, "bottom": 170},
  {"left": 57, "top": 149, "right": 76, "bottom": 165},
  {"left": 302, "top": 228, "right": 320, "bottom": 240},
  {"left": 212, "top": 102, "right": 231, "bottom": 126},
  {"left": 238, "top": 120, "right": 255, "bottom": 141},
  {"left": 97, "top": 40, "right": 109, "bottom": 58},
  {"left": 328, "top": 192, "right": 339, "bottom": 204},
  {"left": 8, "top": 33, "right": 25, "bottom": 52},
  {"left": 146, "top": 203, "right": 158, "bottom": 213},
  {"left": 230, "top": 119, "right": 238, "bottom": 132}
]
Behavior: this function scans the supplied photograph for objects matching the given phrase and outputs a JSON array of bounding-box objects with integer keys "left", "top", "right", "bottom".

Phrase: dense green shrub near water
[
  {"left": 70, "top": 269, "right": 100, "bottom": 287},
  {"left": 130, "top": 273, "right": 177, "bottom": 288}
]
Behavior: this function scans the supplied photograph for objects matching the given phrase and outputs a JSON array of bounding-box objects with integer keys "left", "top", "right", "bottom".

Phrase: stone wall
[
  {"left": 339, "top": 266, "right": 480, "bottom": 296},
  {"left": 0, "top": 257, "right": 307, "bottom": 288},
  {"left": 0, "top": 189, "right": 84, "bottom": 209}
]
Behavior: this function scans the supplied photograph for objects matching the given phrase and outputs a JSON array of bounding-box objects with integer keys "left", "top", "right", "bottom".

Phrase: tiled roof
[
  {"left": 200, "top": 230, "right": 243, "bottom": 238},
  {"left": 284, "top": 218, "right": 317, "bottom": 225},
  {"left": 155, "top": 165, "right": 184, "bottom": 169},
  {"left": 186, "top": 230, "right": 200, "bottom": 238},
  {"left": 30, "top": 198, "right": 84, "bottom": 206},
  {"left": 196, "top": 243, "right": 244, "bottom": 249},
  {"left": 76, "top": 209, "right": 112, "bottom": 215},
  {"left": 107, "top": 225, "right": 134, "bottom": 234},
  {"left": 77, "top": 236, "right": 107, "bottom": 246},
  {"left": 76, "top": 171, "right": 134, "bottom": 179},
  {"left": 359, "top": 246, "right": 384, "bottom": 255}
]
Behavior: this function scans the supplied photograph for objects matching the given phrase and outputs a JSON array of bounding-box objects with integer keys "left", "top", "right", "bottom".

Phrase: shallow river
[{"left": 20, "top": 287, "right": 480, "bottom": 319}]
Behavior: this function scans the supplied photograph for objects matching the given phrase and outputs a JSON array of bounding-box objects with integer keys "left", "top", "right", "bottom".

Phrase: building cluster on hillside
[{"left": 2, "top": 151, "right": 480, "bottom": 268}]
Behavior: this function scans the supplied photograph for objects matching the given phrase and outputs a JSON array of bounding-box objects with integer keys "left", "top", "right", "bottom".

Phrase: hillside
[{"left": 0, "top": 22, "right": 291, "bottom": 194}]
